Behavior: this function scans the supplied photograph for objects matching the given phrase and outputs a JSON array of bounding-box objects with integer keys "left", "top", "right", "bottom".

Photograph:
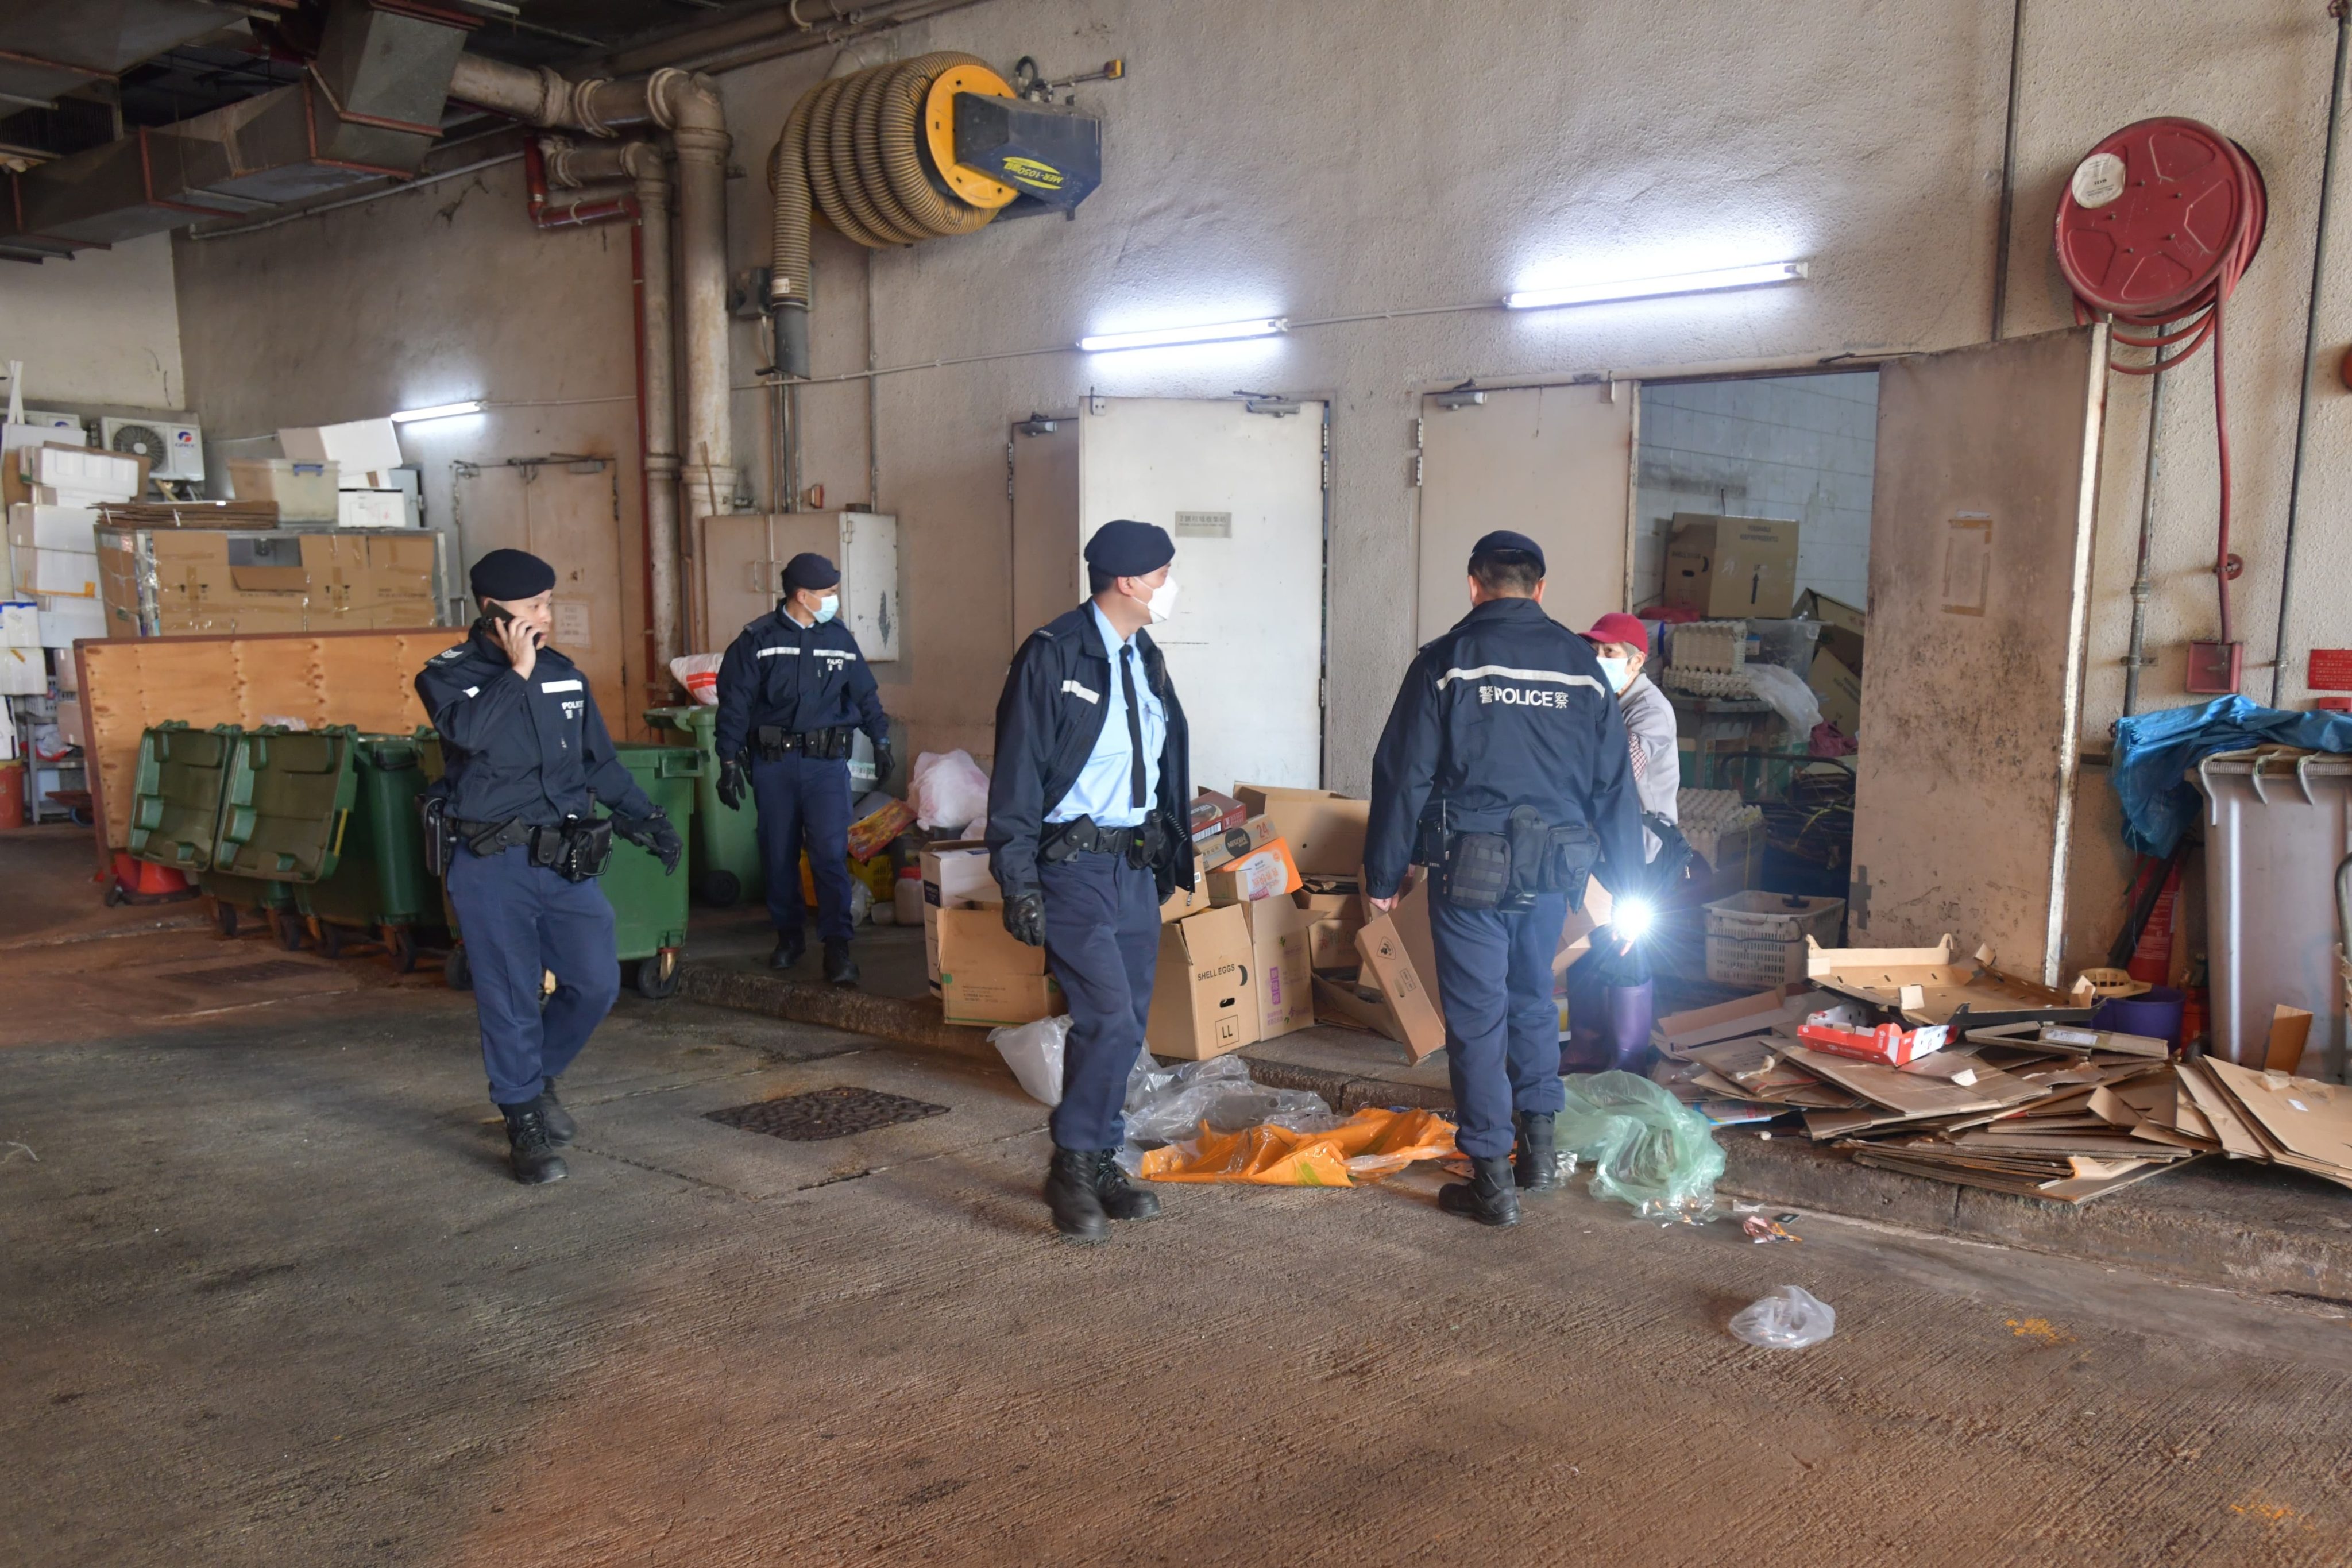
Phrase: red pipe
[{"left": 522, "top": 134, "right": 663, "bottom": 726}]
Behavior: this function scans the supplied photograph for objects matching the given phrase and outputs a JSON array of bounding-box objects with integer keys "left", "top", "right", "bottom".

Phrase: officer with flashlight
[{"left": 1365, "top": 531, "right": 1644, "bottom": 1227}]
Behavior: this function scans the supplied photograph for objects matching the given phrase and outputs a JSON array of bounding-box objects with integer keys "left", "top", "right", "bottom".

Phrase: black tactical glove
[
  {"left": 1002, "top": 890, "right": 1046, "bottom": 947},
  {"left": 717, "top": 754, "right": 750, "bottom": 812},
  {"left": 615, "top": 809, "right": 685, "bottom": 875},
  {"left": 872, "top": 737, "right": 895, "bottom": 784}
]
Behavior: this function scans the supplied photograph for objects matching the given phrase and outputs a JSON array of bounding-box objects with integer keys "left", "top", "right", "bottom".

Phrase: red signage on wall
[{"left": 2309, "top": 650, "right": 2352, "bottom": 690}]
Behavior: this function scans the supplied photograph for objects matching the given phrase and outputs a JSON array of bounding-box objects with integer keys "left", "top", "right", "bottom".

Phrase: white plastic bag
[
  {"left": 1743, "top": 663, "right": 1822, "bottom": 735},
  {"left": 911, "top": 749, "right": 991, "bottom": 831},
  {"left": 669, "top": 652, "right": 724, "bottom": 705},
  {"left": 989, "top": 1014, "right": 1070, "bottom": 1107},
  {"left": 1728, "top": 1285, "right": 1837, "bottom": 1349}
]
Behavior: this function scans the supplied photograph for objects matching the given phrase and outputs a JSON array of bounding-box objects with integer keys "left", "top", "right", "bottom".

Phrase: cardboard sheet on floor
[
  {"left": 1775, "top": 1042, "right": 2015, "bottom": 1119},
  {"left": 2175, "top": 1060, "right": 2269, "bottom": 1160},
  {"left": 1805, "top": 934, "right": 2071, "bottom": 1024},
  {"left": 1137, "top": 1106, "right": 1458, "bottom": 1186},
  {"left": 2199, "top": 1058, "right": 2352, "bottom": 1186}
]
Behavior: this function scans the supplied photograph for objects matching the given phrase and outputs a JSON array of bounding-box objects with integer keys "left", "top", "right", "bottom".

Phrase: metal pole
[
  {"left": 1989, "top": 0, "right": 2029, "bottom": 340},
  {"left": 2269, "top": 0, "right": 2352, "bottom": 705},
  {"left": 2123, "top": 357, "right": 2169, "bottom": 715}
]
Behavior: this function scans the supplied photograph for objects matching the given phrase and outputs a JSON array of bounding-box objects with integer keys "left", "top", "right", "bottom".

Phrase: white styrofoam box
[
  {"left": 17, "top": 548, "right": 98, "bottom": 597},
  {"left": 337, "top": 489, "right": 415, "bottom": 529},
  {"left": 3, "top": 420, "right": 86, "bottom": 458},
  {"left": 0, "top": 646, "right": 43, "bottom": 696},
  {"left": 281, "top": 419, "right": 403, "bottom": 488},
  {"left": 1, "top": 600, "right": 36, "bottom": 648},
  {"left": 37, "top": 597, "right": 104, "bottom": 648},
  {"left": 7, "top": 503, "right": 98, "bottom": 553},
  {"left": 26, "top": 444, "right": 138, "bottom": 500}
]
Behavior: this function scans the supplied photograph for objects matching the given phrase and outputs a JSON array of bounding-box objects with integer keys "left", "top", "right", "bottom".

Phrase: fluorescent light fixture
[
  {"left": 1505, "top": 260, "right": 1808, "bottom": 312},
  {"left": 389, "top": 399, "right": 486, "bottom": 424},
  {"left": 1079, "top": 317, "right": 1287, "bottom": 353}
]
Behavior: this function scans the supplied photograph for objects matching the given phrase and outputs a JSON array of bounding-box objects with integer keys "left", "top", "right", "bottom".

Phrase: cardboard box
[
  {"left": 1808, "top": 647, "right": 1861, "bottom": 738},
  {"left": 1189, "top": 787, "right": 1246, "bottom": 845},
  {"left": 281, "top": 419, "right": 404, "bottom": 489},
  {"left": 1146, "top": 905, "right": 1257, "bottom": 1060},
  {"left": 1296, "top": 889, "right": 1365, "bottom": 970},
  {"left": 18, "top": 547, "right": 98, "bottom": 597},
  {"left": 936, "top": 905, "right": 1063, "bottom": 1027},
  {"left": 1234, "top": 785, "right": 1369, "bottom": 876},
  {"left": 921, "top": 839, "right": 999, "bottom": 992},
  {"left": 1662, "top": 513, "right": 1799, "bottom": 619},
  {"left": 1206, "top": 837, "right": 1302, "bottom": 904},
  {"left": 337, "top": 490, "right": 415, "bottom": 530},
  {"left": 1241, "top": 895, "right": 1317, "bottom": 1041},
  {"left": 1160, "top": 880, "right": 1208, "bottom": 923},
  {"left": 1355, "top": 912, "right": 1446, "bottom": 1061},
  {"left": 1196, "top": 812, "right": 1279, "bottom": 871},
  {"left": 1794, "top": 588, "right": 1866, "bottom": 674}
]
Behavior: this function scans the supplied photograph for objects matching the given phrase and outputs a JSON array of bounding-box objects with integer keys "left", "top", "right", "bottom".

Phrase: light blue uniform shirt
[{"left": 1046, "top": 602, "right": 1167, "bottom": 828}]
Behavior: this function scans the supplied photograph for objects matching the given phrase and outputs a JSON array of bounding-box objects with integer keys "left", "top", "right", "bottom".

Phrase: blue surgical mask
[
  {"left": 1597, "top": 655, "right": 1632, "bottom": 693},
  {"left": 816, "top": 594, "right": 839, "bottom": 624}
]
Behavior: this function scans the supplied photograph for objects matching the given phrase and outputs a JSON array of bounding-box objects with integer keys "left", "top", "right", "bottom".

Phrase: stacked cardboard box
[
  {"left": 1796, "top": 588, "right": 1865, "bottom": 740},
  {"left": 95, "top": 526, "right": 438, "bottom": 636}
]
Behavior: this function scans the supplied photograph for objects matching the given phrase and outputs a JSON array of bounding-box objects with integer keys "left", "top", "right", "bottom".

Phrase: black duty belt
[
  {"left": 450, "top": 816, "right": 614, "bottom": 882},
  {"left": 1040, "top": 814, "right": 1168, "bottom": 870},
  {"left": 755, "top": 724, "right": 854, "bottom": 761}
]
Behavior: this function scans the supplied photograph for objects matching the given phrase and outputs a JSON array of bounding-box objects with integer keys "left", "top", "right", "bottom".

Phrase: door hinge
[
  {"left": 1319, "top": 675, "right": 1328, "bottom": 708},
  {"left": 1410, "top": 453, "right": 1423, "bottom": 488},
  {"left": 1005, "top": 440, "right": 1014, "bottom": 502},
  {"left": 1320, "top": 454, "right": 1330, "bottom": 491}
]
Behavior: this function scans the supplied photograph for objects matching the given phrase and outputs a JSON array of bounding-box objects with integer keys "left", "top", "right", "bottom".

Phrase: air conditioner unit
[
  {"left": 20, "top": 410, "right": 87, "bottom": 441},
  {"left": 101, "top": 416, "right": 204, "bottom": 482}
]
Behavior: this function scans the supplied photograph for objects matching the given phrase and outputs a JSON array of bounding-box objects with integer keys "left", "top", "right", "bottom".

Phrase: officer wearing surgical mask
[
  {"left": 713, "top": 552, "right": 893, "bottom": 987},
  {"left": 1365, "top": 531, "right": 1643, "bottom": 1227},
  {"left": 986, "top": 519, "right": 1195, "bottom": 1243}
]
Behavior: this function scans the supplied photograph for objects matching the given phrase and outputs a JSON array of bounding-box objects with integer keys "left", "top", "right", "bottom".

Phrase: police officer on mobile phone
[
  {"left": 1364, "top": 531, "right": 1644, "bottom": 1227},
  {"left": 712, "top": 552, "right": 893, "bottom": 987},
  {"left": 416, "top": 549, "right": 683, "bottom": 1185},
  {"left": 986, "top": 520, "right": 1194, "bottom": 1243}
]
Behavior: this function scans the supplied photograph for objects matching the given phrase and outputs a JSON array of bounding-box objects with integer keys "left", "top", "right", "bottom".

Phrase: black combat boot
[
  {"left": 1438, "top": 1154, "right": 1520, "bottom": 1226},
  {"left": 1513, "top": 1111, "right": 1562, "bottom": 1192},
  {"left": 539, "top": 1077, "right": 577, "bottom": 1146},
  {"left": 1090, "top": 1149, "right": 1163, "bottom": 1222},
  {"left": 770, "top": 930, "right": 805, "bottom": 971},
  {"left": 822, "top": 939, "right": 859, "bottom": 988},
  {"left": 503, "top": 1100, "right": 568, "bottom": 1185},
  {"left": 1044, "top": 1147, "right": 1110, "bottom": 1243}
]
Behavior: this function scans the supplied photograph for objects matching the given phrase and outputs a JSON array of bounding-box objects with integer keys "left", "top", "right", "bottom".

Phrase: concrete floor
[{"left": 7, "top": 826, "right": 2352, "bottom": 1565}]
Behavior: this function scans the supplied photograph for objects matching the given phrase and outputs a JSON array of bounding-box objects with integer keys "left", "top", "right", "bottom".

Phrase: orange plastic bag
[{"left": 1138, "top": 1106, "right": 1458, "bottom": 1187}]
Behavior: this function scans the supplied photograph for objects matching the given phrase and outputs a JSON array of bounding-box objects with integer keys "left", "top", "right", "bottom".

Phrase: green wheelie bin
[
  {"left": 646, "top": 705, "right": 762, "bottom": 909},
  {"left": 215, "top": 724, "right": 360, "bottom": 952},
  {"left": 126, "top": 721, "right": 296, "bottom": 943},
  {"left": 600, "top": 742, "right": 702, "bottom": 998},
  {"left": 292, "top": 733, "right": 440, "bottom": 971}
]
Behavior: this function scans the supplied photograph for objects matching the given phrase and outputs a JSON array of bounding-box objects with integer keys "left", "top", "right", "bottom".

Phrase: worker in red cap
[{"left": 1562, "top": 612, "right": 1682, "bottom": 1075}]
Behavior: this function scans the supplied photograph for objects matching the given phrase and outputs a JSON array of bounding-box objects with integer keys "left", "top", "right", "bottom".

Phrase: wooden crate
[{"left": 77, "top": 628, "right": 451, "bottom": 858}]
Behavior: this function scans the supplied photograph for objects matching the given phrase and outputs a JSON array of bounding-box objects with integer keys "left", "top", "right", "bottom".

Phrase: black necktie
[{"left": 1121, "top": 645, "right": 1146, "bottom": 809}]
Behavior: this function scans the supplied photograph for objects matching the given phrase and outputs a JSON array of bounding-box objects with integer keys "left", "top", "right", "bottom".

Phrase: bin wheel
[
  {"left": 318, "top": 922, "right": 346, "bottom": 959},
  {"left": 635, "top": 949, "right": 681, "bottom": 1001},
  {"left": 211, "top": 900, "right": 239, "bottom": 939},
  {"left": 273, "top": 912, "right": 305, "bottom": 951},
  {"left": 695, "top": 869, "right": 741, "bottom": 909},
  {"left": 69, "top": 806, "right": 92, "bottom": 827},
  {"left": 103, "top": 883, "right": 128, "bottom": 908},
  {"left": 445, "top": 944, "right": 472, "bottom": 991},
  {"left": 385, "top": 926, "right": 418, "bottom": 975}
]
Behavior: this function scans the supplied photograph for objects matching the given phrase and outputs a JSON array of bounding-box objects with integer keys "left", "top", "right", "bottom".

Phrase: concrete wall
[
  {"left": 1, "top": 232, "right": 186, "bottom": 411},
  {"left": 1634, "top": 373, "right": 1880, "bottom": 611},
  {"left": 168, "top": 0, "right": 2352, "bottom": 963}
]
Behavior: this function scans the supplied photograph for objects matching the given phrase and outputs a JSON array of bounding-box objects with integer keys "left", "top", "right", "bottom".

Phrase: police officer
[
  {"left": 712, "top": 552, "right": 893, "bottom": 987},
  {"left": 416, "top": 549, "right": 684, "bottom": 1185},
  {"left": 1365, "top": 531, "right": 1643, "bottom": 1227},
  {"left": 986, "top": 519, "right": 1194, "bottom": 1243}
]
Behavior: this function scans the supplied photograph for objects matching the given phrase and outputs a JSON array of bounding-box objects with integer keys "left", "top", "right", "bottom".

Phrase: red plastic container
[{"left": 1797, "top": 1019, "right": 1948, "bottom": 1067}]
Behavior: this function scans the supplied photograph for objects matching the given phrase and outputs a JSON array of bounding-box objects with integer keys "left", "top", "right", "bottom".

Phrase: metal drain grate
[
  {"left": 162, "top": 960, "right": 323, "bottom": 988},
  {"left": 706, "top": 1087, "right": 949, "bottom": 1141}
]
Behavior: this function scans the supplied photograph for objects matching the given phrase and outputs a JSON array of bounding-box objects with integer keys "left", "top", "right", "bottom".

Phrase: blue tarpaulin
[{"left": 2110, "top": 696, "right": 2352, "bottom": 858}]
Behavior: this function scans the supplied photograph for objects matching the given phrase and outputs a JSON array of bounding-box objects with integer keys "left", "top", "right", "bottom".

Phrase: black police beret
[
  {"left": 781, "top": 552, "right": 840, "bottom": 593},
  {"left": 469, "top": 548, "right": 557, "bottom": 604},
  {"left": 1469, "top": 528, "right": 1546, "bottom": 577},
  {"left": 1083, "top": 519, "right": 1175, "bottom": 578}
]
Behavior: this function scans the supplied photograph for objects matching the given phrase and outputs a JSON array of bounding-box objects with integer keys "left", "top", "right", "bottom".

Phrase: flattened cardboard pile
[{"left": 1655, "top": 936, "right": 2211, "bottom": 1205}]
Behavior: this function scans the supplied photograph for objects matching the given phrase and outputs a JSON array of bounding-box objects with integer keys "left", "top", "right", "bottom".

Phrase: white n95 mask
[{"left": 1147, "top": 576, "right": 1180, "bottom": 624}]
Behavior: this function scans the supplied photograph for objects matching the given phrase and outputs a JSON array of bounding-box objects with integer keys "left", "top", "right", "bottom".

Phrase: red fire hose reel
[{"left": 2056, "top": 117, "right": 2268, "bottom": 693}]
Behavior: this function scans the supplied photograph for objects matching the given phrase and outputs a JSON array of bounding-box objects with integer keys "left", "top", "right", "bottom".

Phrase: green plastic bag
[{"left": 1557, "top": 1070, "right": 1725, "bottom": 1218}]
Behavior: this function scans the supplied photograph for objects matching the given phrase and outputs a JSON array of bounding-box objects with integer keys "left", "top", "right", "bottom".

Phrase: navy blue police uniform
[
  {"left": 416, "top": 549, "right": 679, "bottom": 1184},
  {"left": 712, "top": 554, "right": 890, "bottom": 972},
  {"left": 1365, "top": 531, "right": 1643, "bottom": 1222},
  {"left": 987, "top": 519, "right": 1194, "bottom": 1242}
]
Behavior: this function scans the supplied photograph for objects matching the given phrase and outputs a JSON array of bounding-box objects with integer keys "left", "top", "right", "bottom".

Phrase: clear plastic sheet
[
  {"left": 988, "top": 1014, "right": 1071, "bottom": 1107},
  {"left": 1728, "top": 1285, "right": 1837, "bottom": 1348},
  {"left": 1118, "top": 1053, "right": 1341, "bottom": 1159},
  {"left": 1555, "top": 1069, "right": 1727, "bottom": 1218}
]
